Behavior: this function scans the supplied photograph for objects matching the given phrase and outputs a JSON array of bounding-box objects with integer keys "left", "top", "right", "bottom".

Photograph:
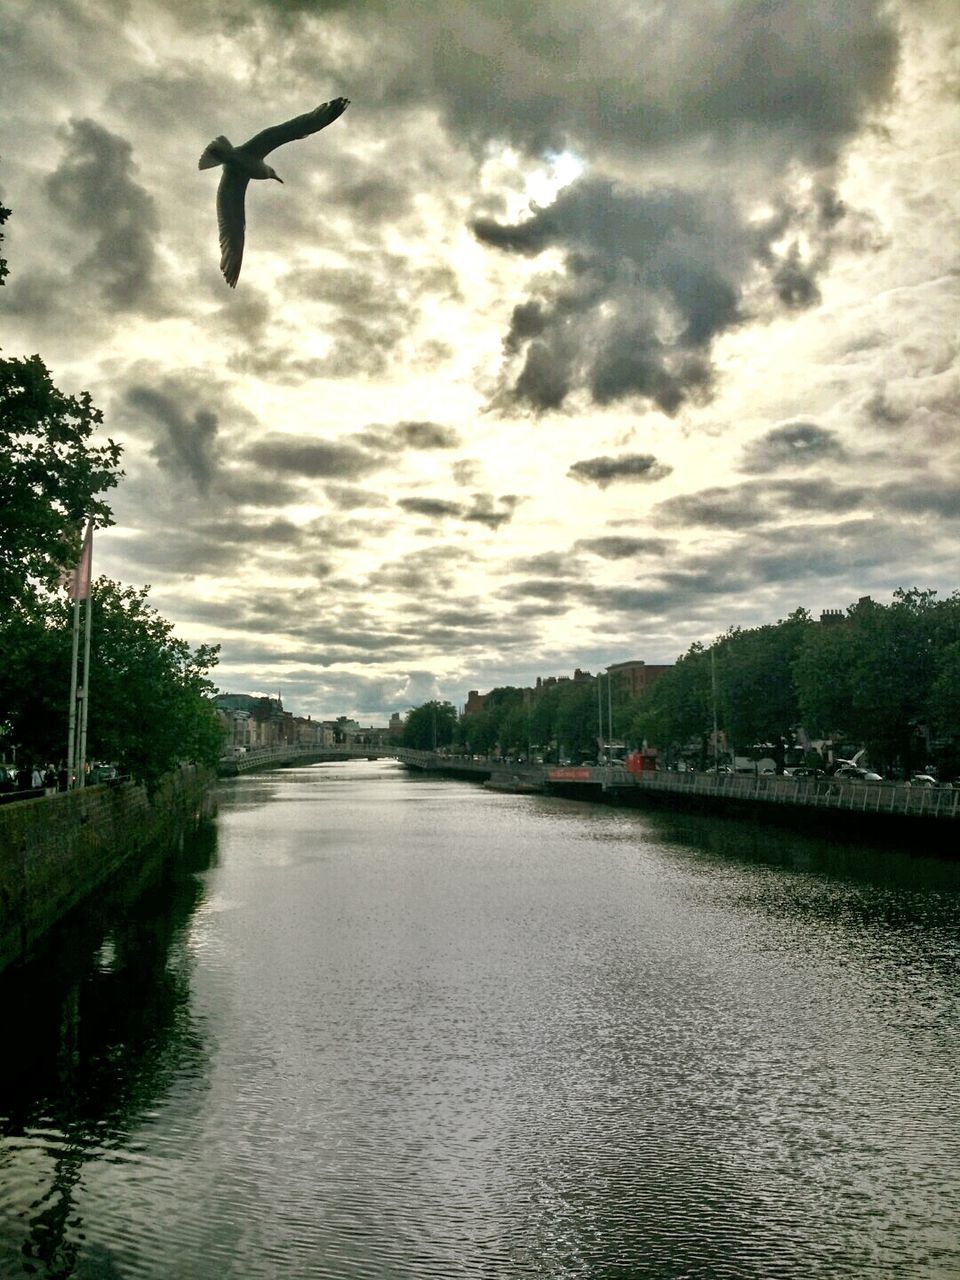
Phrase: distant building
[
  {"left": 214, "top": 693, "right": 287, "bottom": 748},
  {"left": 605, "top": 660, "right": 673, "bottom": 698},
  {"left": 463, "top": 690, "right": 489, "bottom": 716}
]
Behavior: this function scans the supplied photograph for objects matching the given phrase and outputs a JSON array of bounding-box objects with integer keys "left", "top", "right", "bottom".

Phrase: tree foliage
[
  {"left": 793, "top": 589, "right": 960, "bottom": 771},
  {"left": 401, "top": 700, "right": 458, "bottom": 749},
  {"left": 1, "top": 204, "right": 220, "bottom": 785},
  {"left": 0, "top": 356, "right": 124, "bottom": 610},
  {"left": 1, "top": 205, "right": 124, "bottom": 611},
  {"left": 629, "top": 591, "right": 960, "bottom": 775},
  {"left": 0, "top": 578, "right": 222, "bottom": 784}
]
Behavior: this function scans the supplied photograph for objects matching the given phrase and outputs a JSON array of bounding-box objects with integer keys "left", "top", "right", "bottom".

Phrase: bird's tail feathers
[{"left": 198, "top": 136, "right": 235, "bottom": 170}]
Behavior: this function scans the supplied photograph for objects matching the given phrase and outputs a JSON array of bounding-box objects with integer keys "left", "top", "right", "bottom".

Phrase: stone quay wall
[{"left": 0, "top": 766, "right": 214, "bottom": 973}]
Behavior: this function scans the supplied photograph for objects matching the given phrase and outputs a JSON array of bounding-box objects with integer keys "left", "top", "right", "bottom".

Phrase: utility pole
[{"left": 711, "top": 647, "right": 719, "bottom": 771}]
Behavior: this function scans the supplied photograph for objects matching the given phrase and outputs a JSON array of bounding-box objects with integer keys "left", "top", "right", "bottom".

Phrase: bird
[{"left": 198, "top": 97, "right": 350, "bottom": 288}]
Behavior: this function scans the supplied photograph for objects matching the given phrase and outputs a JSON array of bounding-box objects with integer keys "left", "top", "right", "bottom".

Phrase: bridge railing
[
  {"left": 611, "top": 768, "right": 960, "bottom": 819},
  {"left": 400, "top": 752, "right": 959, "bottom": 820}
]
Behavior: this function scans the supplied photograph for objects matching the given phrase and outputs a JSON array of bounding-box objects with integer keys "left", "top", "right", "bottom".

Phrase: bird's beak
[{"left": 274, "top": 175, "right": 284, "bottom": 184}]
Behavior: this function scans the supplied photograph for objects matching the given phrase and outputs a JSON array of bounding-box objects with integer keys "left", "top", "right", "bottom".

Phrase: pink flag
[{"left": 65, "top": 521, "right": 94, "bottom": 601}]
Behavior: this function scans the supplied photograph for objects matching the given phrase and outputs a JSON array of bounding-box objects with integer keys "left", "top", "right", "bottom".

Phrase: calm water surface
[{"left": 1, "top": 760, "right": 959, "bottom": 1278}]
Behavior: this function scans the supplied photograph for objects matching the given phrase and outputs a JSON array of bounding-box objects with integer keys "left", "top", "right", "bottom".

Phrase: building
[
  {"left": 605, "top": 660, "right": 673, "bottom": 698},
  {"left": 463, "top": 690, "right": 489, "bottom": 716}
]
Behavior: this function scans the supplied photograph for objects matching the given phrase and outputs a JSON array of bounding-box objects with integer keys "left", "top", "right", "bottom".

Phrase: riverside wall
[{"left": 0, "top": 766, "right": 214, "bottom": 973}]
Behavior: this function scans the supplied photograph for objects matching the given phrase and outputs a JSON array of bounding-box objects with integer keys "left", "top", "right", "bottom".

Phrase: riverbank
[
  {"left": 0, "top": 765, "right": 214, "bottom": 973},
  {"left": 397, "top": 750, "right": 960, "bottom": 854}
]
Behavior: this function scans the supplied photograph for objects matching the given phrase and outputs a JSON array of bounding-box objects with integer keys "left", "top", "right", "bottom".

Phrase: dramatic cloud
[
  {"left": 476, "top": 175, "right": 878, "bottom": 414},
  {"left": 739, "top": 421, "right": 847, "bottom": 474},
  {"left": 357, "top": 420, "right": 461, "bottom": 451},
  {"left": 0, "top": 0, "right": 954, "bottom": 721},
  {"left": 296, "top": 0, "right": 898, "bottom": 164},
  {"left": 44, "top": 118, "right": 162, "bottom": 313},
  {"left": 125, "top": 385, "right": 221, "bottom": 493},
  {"left": 396, "top": 493, "right": 521, "bottom": 528},
  {"left": 654, "top": 479, "right": 870, "bottom": 529},
  {"left": 575, "top": 536, "right": 672, "bottom": 559},
  {"left": 246, "top": 435, "right": 384, "bottom": 480},
  {"left": 569, "top": 453, "right": 672, "bottom": 488},
  {"left": 463, "top": 493, "right": 522, "bottom": 529},
  {"left": 397, "top": 497, "right": 463, "bottom": 520}
]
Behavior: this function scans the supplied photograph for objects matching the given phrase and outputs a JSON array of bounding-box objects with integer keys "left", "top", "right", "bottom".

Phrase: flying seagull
[{"left": 199, "top": 97, "right": 350, "bottom": 288}]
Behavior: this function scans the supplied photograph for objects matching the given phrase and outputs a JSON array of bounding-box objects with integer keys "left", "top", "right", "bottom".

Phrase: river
[{"left": 1, "top": 760, "right": 958, "bottom": 1279}]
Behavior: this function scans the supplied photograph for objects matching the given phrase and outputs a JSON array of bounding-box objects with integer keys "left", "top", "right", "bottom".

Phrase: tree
[
  {"left": 0, "top": 578, "right": 222, "bottom": 785},
  {"left": 554, "top": 680, "right": 602, "bottom": 761},
  {"left": 717, "top": 610, "right": 811, "bottom": 755},
  {"left": 0, "top": 357, "right": 123, "bottom": 612},
  {"left": 1, "top": 206, "right": 124, "bottom": 612},
  {"left": 1, "top": 205, "right": 220, "bottom": 784},
  {"left": 631, "top": 643, "right": 712, "bottom": 760},
  {"left": 401, "top": 700, "right": 457, "bottom": 750},
  {"left": 794, "top": 589, "right": 960, "bottom": 773}
]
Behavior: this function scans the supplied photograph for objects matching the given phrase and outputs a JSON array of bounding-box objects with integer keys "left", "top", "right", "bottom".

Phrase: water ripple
[{"left": 1, "top": 765, "right": 958, "bottom": 1277}]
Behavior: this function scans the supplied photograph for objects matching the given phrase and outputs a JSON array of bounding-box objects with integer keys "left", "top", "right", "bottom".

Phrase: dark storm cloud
[
  {"left": 356, "top": 420, "right": 461, "bottom": 452},
  {"left": 739, "top": 421, "right": 846, "bottom": 474},
  {"left": 568, "top": 453, "right": 673, "bottom": 487},
  {"left": 44, "top": 118, "right": 162, "bottom": 313},
  {"left": 246, "top": 435, "right": 383, "bottom": 479},
  {"left": 125, "top": 385, "right": 220, "bottom": 493},
  {"left": 428, "top": 606, "right": 501, "bottom": 630},
  {"left": 397, "top": 497, "right": 463, "bottom": 520},
  {"left": 275, "top": 257, "right": 460, "bottom": 379},
  {"left": 475, "top": 174, "right": 873, "bottom": 414},
  {"left": 361, "top": 545, "right": 478, "bottom": 601},
  {"left": 883, "top": 477, "right": 960, "bottom": 518},
  {"left": 506, "top": 552, "right": 584, "bottom": 578},
  {"left": 156, "top": 0, "right": 897, "bottom": 162},
  {"left": 289, "top": 0, "right": 897, "bottom": 164},
  {"left": 654, "top": 478, "right": 871, "bottom": 529},
  {"left": 463, "top": 493, "right": 522, "bottom": 529},
  {"left": 323, "top": 483, "right": 391, "bottom": 511},
  {"left": 109, "top": 512, "right": 367, "bottom": 581},
  {"left": 395, "top": 493, "right": 521, "bottom": 528},
  {"left": 498, "top": 578, "right": 576, "bottom": 604},
  {"left": 575, "top": 536, "right": 672, "bottom": 559},
  {"left": 218, "top": 471, "right": 304, "bottom": 507}
]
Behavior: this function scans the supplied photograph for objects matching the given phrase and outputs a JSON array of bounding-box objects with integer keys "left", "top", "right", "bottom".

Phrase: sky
[{"left": 1, "top": 0, "right": 957, "bottom": 722}]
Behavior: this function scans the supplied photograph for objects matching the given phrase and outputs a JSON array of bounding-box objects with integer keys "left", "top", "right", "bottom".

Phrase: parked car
[
  {"left": 834, "top": 764, "right": 883, "bottom": 782},
  {"left": 908, "top": 774, "right": 938, "bottom": 788}
]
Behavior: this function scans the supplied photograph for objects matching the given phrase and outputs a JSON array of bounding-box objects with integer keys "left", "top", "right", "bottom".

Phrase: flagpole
[
  {"left": 64, "top": 519, "right": 93, "bottom": 789},
  {"left": 77, "top": 528, "right": 94, "bottom": 788},
  {"left": 66, "top": 593, "right": 82, "bottom": 789},
  {"left": 77, "top": 587, "right": 93, "bottom": 787}
]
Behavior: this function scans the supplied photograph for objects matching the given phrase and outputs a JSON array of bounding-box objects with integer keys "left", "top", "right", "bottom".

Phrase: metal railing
[
  {"left": 223, "top": 748, "right": 959, "bottom": 821},
  {"left": 603, "top": 768, "right": 959, "bottom": 819},
  {"left": 398, "top": 751, "right": 959, "bottom": 820}
]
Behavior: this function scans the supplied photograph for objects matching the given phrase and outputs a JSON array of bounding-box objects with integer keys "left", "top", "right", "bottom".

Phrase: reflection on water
[
  {"left": 1, "top": 762, "right": 958, "bottom": 1279},
  {"left": 0, "top": 825, "right": 217, "bottom": 1277}
]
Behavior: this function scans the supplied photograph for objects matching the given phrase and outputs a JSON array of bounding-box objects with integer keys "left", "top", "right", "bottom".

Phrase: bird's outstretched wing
[
  {"left": 241, "top": 97, "right": 350, "bottom": 159},
  {"left": 217, "top": 169, "right": 248, "bottom": 288}
]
